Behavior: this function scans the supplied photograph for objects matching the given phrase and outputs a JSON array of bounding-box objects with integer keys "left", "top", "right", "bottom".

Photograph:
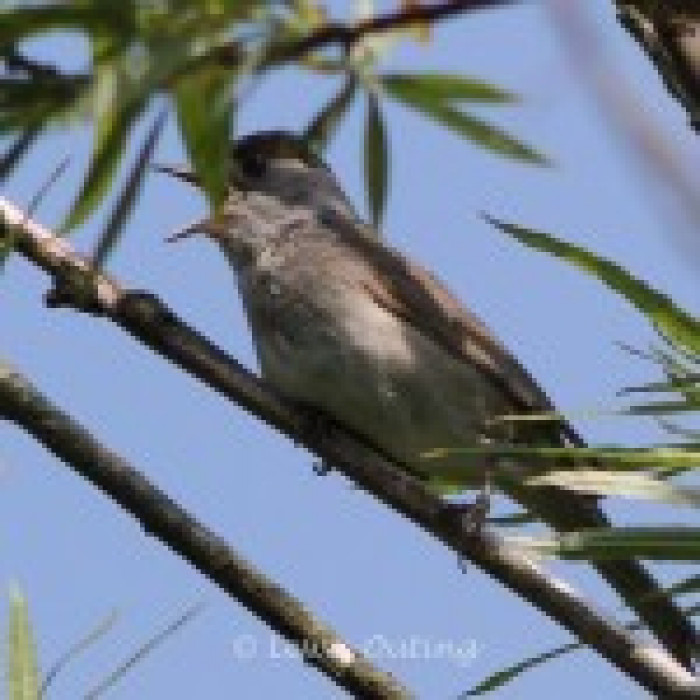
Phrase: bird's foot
[
  {"left": 296, "top": 405, "right": 336, "bottom": 477},
  {"left": 442, "top": 490, "right": 491, "bottom": 536},
  {"left": 446, "top": 492, "right": 492, "bottom": 573},
  {"left": 442, "top": 465, "right": 494, "bottom": 543}
]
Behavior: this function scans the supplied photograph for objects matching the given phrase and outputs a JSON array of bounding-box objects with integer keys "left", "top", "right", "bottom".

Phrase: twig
[
  {"left": 2, "top": 196, "right": 698, "bottom": 697},
  {"left": 214, "top": 0, "right": 518, "bottom": 67},
  {"left": 0, "top": 362, "right": 411, "bottom": 700},
  {"left": 276, "top": 0, "right": 516, "bottom": 58},
  {"left": 545, "top": 0, "right": 700, "bottom": 262}
]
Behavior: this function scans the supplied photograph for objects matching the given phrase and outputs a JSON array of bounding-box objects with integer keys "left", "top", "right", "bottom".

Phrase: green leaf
[
  {"left": 625, "top": 399, "right": 698, "bottom": 415},
  {"left": 425, "top": 444, "right": 700, "bottom": 478},
  {"left": 382, "top": 72, "right": 518, "bottom": 104},
  {"left": 486, "top": 511, "right": 534, "bottom": 527},
  {"left": 0, "top": 75, "right": 87, "bottom": 135},
  {"left": 8, "top": 586, "right": 39, "bottom": 700},
  {"left": 61, "top": 38, "right": 148, "bottom": 234},
  {"left": 486, "top": 216, "right": 700, "bottom": 357},
  {"left": 619, "top": 376, "right": 700, "bottom": 396},
  {"left": 92, "top": 108, "right": 168, "bottom": 268},
  {"left": 510, "top": 526, "right": 700, "bottom": 561},
  {"left": 627, "top": 344, "right": 700, "bottom": 410},
  {"left": 665, "top": 575, "right": 700, "bottom": 599},
  {"left": 461, "top": 641, "right": 579, "bottom": 697},
  {"left": 382, "top": 77, "right": 545, "bottom": 164},
  {"left": 303, "top": 76, "right": 358, "bottom": 151},
  {"left": 465, "top": 595, "right": 700, "bottom": 696},
  {"left": 173, "top": 65, "right": 233, "bottom": 208},
  {"left": 364, "top": 91, "right": 389, "bottom": 228},
  {"left": 527, "top": 470, "right": 700, "bottom": 506},
  {"left": 0, "top": 125, "right": 41, "bottom": 182}
]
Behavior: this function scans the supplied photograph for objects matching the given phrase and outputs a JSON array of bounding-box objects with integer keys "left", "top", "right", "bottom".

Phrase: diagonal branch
[
  {"left": 1, "top": 196, "right": 698, "bottom": 697},
  {"left": 270, "top": 0, "right": 517, "bottom": 61},
  {"left": 0, "top": 361, "right": 412, "bottom": 700},
  {"left": 213, "top": 0, "right": 518, "bottom": 68},
  {"left": 614, "top": 2, "right": 700, "bottom": 131}
]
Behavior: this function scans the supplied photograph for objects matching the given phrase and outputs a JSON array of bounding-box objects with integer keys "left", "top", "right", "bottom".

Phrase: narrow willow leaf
[
  {"left": 465, "top": 594, "right": 700, "bottom": 696},
  {"left": 0, "top": 125, "right": 41, "bottom": 182},
  {"left": 364, "top": 91, "right": 389, "bottom": 228},
  {"left": 425, "top": 444, "right": 700, "bottom": 476},
  {"left": 664, "top": 575, "right": 700, "bottom": 599},
  {"left": 174, "top": 66, "right": 233, "bottom": 208},
  {"left": 511, "top": 527, "right": 700, "bottom": 561},
  {"left": 383, "top": 79, "right": 545, "bottom": 164},
  {"left": 27, "top": 157, "right": 71, "bottom": 217},
  {"left": 0, "top": 126, "right": 43, "bottom": 267},
  {"left": 303, "top": 76, "right": 358, "bottom": 151},
  {"left": 486, "top": 511, "right": 534, "bottom": 527},
  {"left": 62, "top": 37, "right": 148, "bottom": 235},
  {"left": 84, "top": 601, "right": 204, "bottom": 700},
  {"left": 382, "top": 72, "right": 517, "bottom": 103},
  {"left": 61, "top": 105, "right": 144, "bottom": 235},
  {"left": 92, "top": 109, "right": 168, "bottom": 268},
  {"left": 0, "top": 75, "right": 86, "bottom": 136},
  {"left": 461, "top": 641, "right": 580, "bottom": 697},
  {"left": 619, "top": 375, "right": 700, "bottom": 395},
  {"left": 485, "top": 217, "right": 700, "bottom": 356},
  {"left": 625, "top": 399, "right": 697, "bottom": 415},
  {"left": 8, "top": 586, "right": 39, "bottom": 700},
  {"left": 40, "top": 610, "right": 119, "bottom": 696},
  {"left": 640, "top": 343, "right": 700, "bottom": 407},
  {"left": 527, "top": 470, "right": 700, "bottom": 506}
]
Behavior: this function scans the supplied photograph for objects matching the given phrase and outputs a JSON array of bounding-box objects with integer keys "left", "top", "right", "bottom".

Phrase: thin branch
[
  {"left": 2, "top": 197, "right": 698, "bottom": 697},
  {"left": 546, "top": 0, "right": 700, "bottom": 262},
  {"left": 214, "top": 0, "right": 518, "bottom": 67},
  {"left": 0, "top": 361, "right": 411, "bottom": 700},
  {"left": 614, "top": 2, "right": 700, "bottom": 130},
  {"left": 277, "top": 0, "right": 516, "bottom": 58}
]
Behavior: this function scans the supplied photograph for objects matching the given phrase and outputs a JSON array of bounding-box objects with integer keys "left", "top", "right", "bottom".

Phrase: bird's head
[
  {"left": 157, "top": 131, "right": 361, "bottom": 265},
  {"left": 160, "top": 130, "right": 357, "bottom": 219}
]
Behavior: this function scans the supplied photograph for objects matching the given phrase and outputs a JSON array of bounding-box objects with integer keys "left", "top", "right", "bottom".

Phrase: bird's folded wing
[{"left": 328, "top": 212, "right": 578, "bottom": 440}]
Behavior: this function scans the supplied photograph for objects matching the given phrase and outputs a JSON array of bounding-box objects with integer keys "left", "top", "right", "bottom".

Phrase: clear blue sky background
[{"left": 2, "top": 1, "right": 699, "bottom": 698}]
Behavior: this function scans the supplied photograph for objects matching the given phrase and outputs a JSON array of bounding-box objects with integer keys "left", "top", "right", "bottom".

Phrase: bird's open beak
[
  {"left": 152, "top": 163, "right": 201, "bottom": 188},
  {"left": 153, "top": 161, "right": 249, "bottom": 191}
]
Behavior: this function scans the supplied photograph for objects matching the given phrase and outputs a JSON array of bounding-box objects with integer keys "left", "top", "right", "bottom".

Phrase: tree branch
[
  {"left": 213, "top": 0, "right": 518, "bottom": 68},
  {"left": 2, "top": 196, "right": 698, "bottom": 697},
  {"left": 0, "top": 361, "right": 412, "bottom": 700},
  {"left": 615, "top": 2, "right": 700, "bottom": 130},
  {"left": 546, "top": 0, "right": 700, "bottom": 262},
  {"left": 275, "top": 0, "right": 517, "bottom": 60}
]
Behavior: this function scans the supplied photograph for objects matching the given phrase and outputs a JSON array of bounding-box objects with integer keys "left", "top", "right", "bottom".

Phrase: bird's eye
[{"left": 238, "top": 151, "right": 268, "bottom": 179}]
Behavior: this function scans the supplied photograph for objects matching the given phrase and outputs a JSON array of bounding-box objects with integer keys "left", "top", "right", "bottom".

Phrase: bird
[{"left": 159, "top": 130, "right": 698, "bottom": 668}]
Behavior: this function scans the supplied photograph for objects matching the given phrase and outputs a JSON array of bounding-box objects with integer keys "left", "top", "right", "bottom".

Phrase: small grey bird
[{"left": 162, "top": 131, "right": 696, "bottom": 667}]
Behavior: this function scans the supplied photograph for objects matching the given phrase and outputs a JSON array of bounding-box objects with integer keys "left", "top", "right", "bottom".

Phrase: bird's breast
[{"left": 238, "top": 263, "right": 508, "bottom": 489}]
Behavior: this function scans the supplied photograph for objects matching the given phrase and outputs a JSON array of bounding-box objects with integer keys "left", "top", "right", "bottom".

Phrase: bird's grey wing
[{"left": 325, "top": 211, "right": 580, "bottom": 444}]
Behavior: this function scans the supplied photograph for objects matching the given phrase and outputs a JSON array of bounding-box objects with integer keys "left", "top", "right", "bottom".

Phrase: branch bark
[
  {"left": 210, "top": 0, "right": 518, "bottom": 68},
  {"left": 2, "top": 197, "right": 698, "bottom": 697},
  {"left": 615, "top": 2, "right": 700, "bottom": 130},
  {"left": 0, "top": 361, "right": 412, "bottom": 700},
  {"left": 269, "top": 0, "right": 517, "bottom": 62}
]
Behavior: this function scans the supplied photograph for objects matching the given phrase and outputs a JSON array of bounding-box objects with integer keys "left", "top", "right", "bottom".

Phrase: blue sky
[{"left": 2, "top": 1, "right": 700, "bottom": 697}]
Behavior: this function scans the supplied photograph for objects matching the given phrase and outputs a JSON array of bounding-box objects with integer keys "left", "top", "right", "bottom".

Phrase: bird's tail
[{"left": 526, "top": 483, "right": 698, "bottom": 670}]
